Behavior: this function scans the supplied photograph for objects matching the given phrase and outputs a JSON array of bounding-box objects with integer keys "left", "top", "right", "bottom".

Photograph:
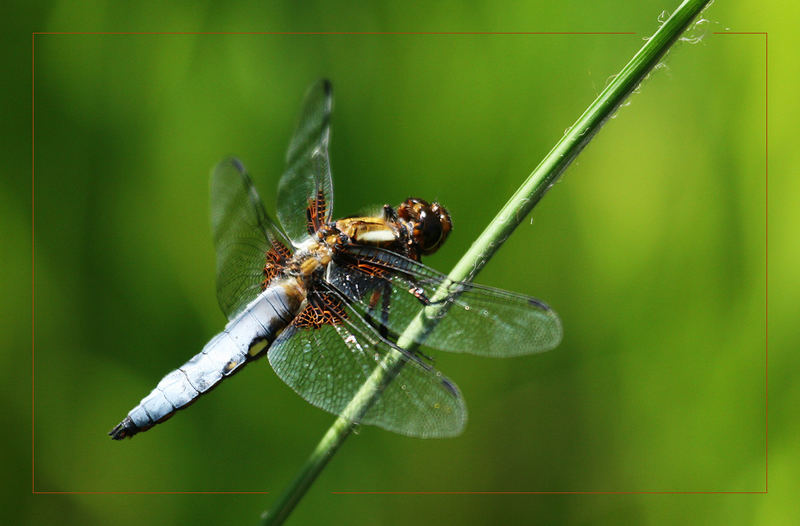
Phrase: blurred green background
[{"left": 4, "top": 0, "right": 796, "bottom": 524}]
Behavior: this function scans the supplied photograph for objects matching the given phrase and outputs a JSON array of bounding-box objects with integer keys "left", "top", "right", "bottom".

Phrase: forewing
[
  {"left": 329, "top": 246, "right": 563, "bottom": 357},
  {"left": 211, "top": 158, "right": 292, "bottom": 320},
  {"left": 277, "top": 79, "right": 334, "bottom": 245},
  {"left": 267, "top": 290, "right": 466, "bottom": 438}
]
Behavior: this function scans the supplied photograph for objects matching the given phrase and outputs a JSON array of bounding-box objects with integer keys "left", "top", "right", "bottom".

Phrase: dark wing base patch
[
  {"left": 293, "top": 291, "right": 347, "bottom": 330},
  {"left": 306, "top": 190, "right": 329, "bottom": 236},
  {"left": 261, "top": 240, "right": 292, "bottom": 290}
]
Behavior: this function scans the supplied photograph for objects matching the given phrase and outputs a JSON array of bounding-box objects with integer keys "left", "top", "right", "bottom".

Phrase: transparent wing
[
  {"left": 328, "top": 246, "right": 563, "bottom": 357},
  {"left": 277, "top": 79, "right": 334, "bottom": 245},
  {"left": 268, "top": 289, "right": 466, "bottom": 438},
  {"left": 211, "top": 157, "right": 293, "bottom": 320}
]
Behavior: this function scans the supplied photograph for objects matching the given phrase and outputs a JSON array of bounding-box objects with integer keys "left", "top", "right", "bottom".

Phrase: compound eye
[
  {"left": 431, "top": 202, "right": 451, "bottom": 238},
  {"left": 417, "top": 201, "right": 452, "bottom": 255},
  {"left": 416, "top": 210, "right": 439, "bottom": 250},
  {"left": 397, "top": 198, "right": 452, "bottom": 255},
  {"left": 396, "top": 198, "right": 419, "bottom": 221}
]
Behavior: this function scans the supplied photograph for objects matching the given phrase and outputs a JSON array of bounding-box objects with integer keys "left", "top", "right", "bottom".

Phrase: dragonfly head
[{"left": 397, "top": 197, "right": 452, "bottom": 256}]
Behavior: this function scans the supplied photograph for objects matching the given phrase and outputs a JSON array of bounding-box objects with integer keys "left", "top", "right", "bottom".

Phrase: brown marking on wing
[
  {"left": 337, "top": 249, "right": 403, "bottom": 276},
  {"left": 261, "top": 240, "right": 292, "bottom": 290},
  {"left": 348, "top": 261, "right": 389, "bottom": 279},
  {"left": 306, "top": 189, "right": 329, "bottom": 235},
  {"left": 367, "top": 289, "right": 382, "bottom": 310},
  {"left": 292, "top": 292, "right": 347, "bottom": 330},
  {"left": 272, "top": 238, "right": 292, "bottom": 261}
]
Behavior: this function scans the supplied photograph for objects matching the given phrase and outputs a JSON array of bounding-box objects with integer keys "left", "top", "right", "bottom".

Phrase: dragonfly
[{"left": 110, "top": 80, "right": 562, "bottom": 440}]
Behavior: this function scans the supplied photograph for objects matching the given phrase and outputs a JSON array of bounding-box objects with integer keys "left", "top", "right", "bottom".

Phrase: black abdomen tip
[{"left": 109, "top": 417, "right": 139, "bottom": 440}]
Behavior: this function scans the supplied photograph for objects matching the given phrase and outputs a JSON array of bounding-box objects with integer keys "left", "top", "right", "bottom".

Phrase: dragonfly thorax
[
  {"left": 328, "top": 197, "right": 452, "bottom": 261},
  {"left": 286, "top": 241, "right": 333, "bottom": 281}
]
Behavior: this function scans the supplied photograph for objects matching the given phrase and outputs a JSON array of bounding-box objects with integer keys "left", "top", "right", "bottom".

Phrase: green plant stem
[{"left": 261, "top": 1, "right": 711, "bottom": 524}]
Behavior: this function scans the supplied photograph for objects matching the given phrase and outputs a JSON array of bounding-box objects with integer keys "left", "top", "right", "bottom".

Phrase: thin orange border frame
[{"left": 31, "top": 30, "right": 768, "bottom": 496}]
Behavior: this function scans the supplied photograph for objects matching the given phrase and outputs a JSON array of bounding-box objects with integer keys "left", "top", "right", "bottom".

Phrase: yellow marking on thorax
[
  {"left": 299, "top": 258, "right": 321, "bottom": 276},
  {"left": 336, "top": 217, "right": 398, "bottom": 246}
]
